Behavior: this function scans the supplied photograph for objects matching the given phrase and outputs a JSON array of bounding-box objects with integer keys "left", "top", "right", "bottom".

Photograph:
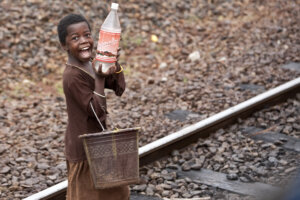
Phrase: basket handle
[
  {"left": 90, "top": 102, "right": 105, "bottom": 131},
  {"left": 89, "top": 102, "right": 118, "bottom": 132}
]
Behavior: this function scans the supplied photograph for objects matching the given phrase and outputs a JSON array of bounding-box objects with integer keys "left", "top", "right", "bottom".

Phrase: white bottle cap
[{"left": 111, "top": 3, "right": 119, "bottom": 10}]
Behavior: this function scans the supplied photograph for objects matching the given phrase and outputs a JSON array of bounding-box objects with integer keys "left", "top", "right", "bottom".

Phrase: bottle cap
[{"left": 111, "top": 3, "right": 119, "bottom": 10}]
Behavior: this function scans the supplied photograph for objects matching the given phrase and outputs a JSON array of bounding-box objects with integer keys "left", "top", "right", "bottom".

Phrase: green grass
[
  {"left": 132, "top": 36, "right": 143, "bottom": 46},
  {"left": 12, "top": 82, "right": 30, "bottom": 97},
  {"left": 55, "top": 81, "right": 64, "bottom": 96},
  {"left": 123, "top": 65, "right": 131, "bottom": 76},
  {"left": 183, "top": 77, "right": 188, "bottom": 84},
  {"left": 120, "top": 31, "right": 144, "bottom": 48},
  {"left": 186, "top": 14, "right": 200, "bottom": 25}
]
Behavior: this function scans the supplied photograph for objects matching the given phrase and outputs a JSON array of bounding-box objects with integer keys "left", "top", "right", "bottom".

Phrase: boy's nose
[{"left": 79, "top": 36, "right": 88, "bottom": 44}]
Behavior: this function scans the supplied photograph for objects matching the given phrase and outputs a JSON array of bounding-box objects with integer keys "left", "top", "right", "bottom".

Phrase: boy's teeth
[{"left": 82, "top": 47, "right": 89, "bottom": 50}]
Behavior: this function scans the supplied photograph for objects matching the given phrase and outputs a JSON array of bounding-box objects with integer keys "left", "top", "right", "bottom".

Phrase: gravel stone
[
  {"left": 226, "top": 173, "right": 238, "bottom": 181},
  {"left": 0, "top": 166, "right": 11, "bottom": 174}
]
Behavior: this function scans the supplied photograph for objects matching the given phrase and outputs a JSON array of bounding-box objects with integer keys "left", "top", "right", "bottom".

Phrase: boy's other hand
[
  {"left": 116, "top": 48, "right": 121, "bottom": 60},
  {"left": 92, "top": 59, "right": 116, "bottom": 76},
  {"left": 92, "top": 48, "right": 121, "bottom": 76}
]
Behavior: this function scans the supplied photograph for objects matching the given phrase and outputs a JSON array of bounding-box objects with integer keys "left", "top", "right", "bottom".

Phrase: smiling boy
[{"left": 57, "top": 14, "right": 128, "bottom": 200}]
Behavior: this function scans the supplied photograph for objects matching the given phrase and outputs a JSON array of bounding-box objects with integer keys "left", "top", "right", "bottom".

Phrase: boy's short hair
[{"left": 57, "top": 14, "right": 91, "bottom": 45}]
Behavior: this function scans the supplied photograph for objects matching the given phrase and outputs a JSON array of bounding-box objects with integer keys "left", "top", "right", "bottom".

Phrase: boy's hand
[
  {"left": 116, "top": 47, "right": 121, "bottom": 61},
  {"left": 92, "top": 59, "right": 116, "bottom": 76},
  {"left": 92, "top": 48, "right": 122, "bottom": 76}
]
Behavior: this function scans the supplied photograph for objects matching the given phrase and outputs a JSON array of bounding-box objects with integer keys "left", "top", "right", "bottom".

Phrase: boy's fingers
[
  {"left": 98, "top": 64, "right": 102, "bottom": 72},
  {"left": 95, "top": 62, "right": 102, "bottom": 73},
  {"left": 116, "top": 50, "right": 121, "bottom": 60},
  {"left": 108, "top": 65, "right": 115, "bottom": 74}
]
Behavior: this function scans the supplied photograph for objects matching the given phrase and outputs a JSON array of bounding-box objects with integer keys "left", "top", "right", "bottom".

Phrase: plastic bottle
[{"left": 95, "top": 3, "right": 121, "bottom": 74}]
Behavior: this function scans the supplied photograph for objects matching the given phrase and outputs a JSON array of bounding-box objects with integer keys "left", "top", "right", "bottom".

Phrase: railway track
[{"left": 24, "top": 77, "right": 300, "bottom": 200}]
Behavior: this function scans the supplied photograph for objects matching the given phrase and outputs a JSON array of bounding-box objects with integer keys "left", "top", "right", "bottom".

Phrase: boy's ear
[{"left": 61, "top": 43, "right": 68, "bottom": 51}]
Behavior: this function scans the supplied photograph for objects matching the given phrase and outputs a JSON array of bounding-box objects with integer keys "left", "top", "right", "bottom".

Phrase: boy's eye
[
  {"left": 72, "top": 36, "right": 79, "bottom": 41},
  {"left": 86, "top": 33, "right": 91, "bottom": 37}
]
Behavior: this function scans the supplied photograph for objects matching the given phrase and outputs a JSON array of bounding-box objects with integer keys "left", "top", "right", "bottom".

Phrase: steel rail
[{"left": 24, "top": 77, "right": 300, "bottom": 200}]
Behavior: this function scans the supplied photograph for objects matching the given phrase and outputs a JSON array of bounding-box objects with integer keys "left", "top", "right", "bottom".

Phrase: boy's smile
[{"left": 64, "top": 22, "right": 93, "bottom": 63}]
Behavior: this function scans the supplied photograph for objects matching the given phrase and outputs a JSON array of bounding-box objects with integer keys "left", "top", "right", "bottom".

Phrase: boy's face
[{"left": 63, "top": 22, "right": 93, "bottom": 63}]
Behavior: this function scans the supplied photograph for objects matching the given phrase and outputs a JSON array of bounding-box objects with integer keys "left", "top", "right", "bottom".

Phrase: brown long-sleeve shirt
[{"left": 63, "top": 63, "right": 125, "bottom": 162}]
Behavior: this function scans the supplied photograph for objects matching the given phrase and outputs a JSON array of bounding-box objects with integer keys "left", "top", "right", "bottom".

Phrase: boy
[{"left": 57, "top": 13, "right": 129, "bottom": 200}]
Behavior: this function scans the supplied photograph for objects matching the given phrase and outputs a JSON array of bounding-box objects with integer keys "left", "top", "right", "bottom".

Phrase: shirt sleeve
[
  {"left": 64, "top": 71, "right": 107, "bottom": 121},
  {"left": 105, "top": 62, "right": 126, "bottom": 96}
]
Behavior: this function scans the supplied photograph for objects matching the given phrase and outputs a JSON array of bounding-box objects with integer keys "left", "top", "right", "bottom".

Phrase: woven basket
[{"left": 79, "top": 127, "right": 140, "bottom": 189}]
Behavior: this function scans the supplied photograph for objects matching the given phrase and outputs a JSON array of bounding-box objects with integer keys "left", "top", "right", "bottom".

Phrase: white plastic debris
[{"left": 188, "top": 51, "right": 201, "bottom": 62}]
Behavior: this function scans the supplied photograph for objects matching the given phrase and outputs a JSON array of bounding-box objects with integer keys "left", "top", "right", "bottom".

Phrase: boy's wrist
[{"left": 115, "top": 62, "right": 123, "bottom": 74}]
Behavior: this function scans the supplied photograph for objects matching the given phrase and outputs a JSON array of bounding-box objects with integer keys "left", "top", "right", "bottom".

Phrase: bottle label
[{"left": 96, "top": 30, "right": 120, "bottom": 63}]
